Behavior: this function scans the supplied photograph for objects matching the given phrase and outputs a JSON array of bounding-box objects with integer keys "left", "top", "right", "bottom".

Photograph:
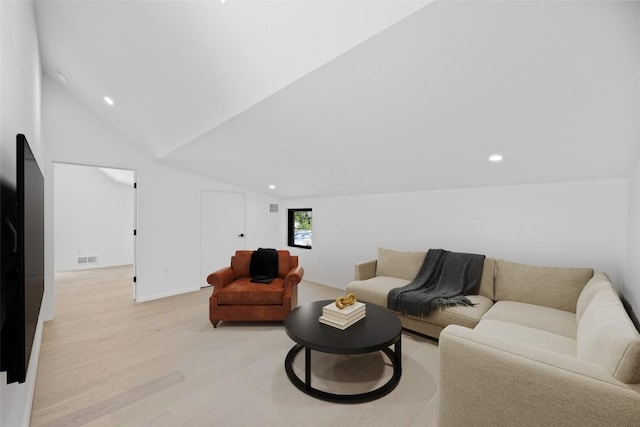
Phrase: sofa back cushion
[
  {"left": 278, "top": 251, "right": 295, "bottom": 278},
  {"left": 479, "top": 258, "right": 496, "bottom": 300},
  {"left": 576, "top": 272, "right": 614, "bottom": 322},
  {"left": 494, "top": 260, "right": 593, "bottom": 313},
  {"left": 577, "top": 287, "right": 640, "bottom": 384},
  {"left": 376, "top": 248, "right": 426, "bottom": 281},
  {"left": 231, "top": 251, "right": 252, "bottom": 279}
]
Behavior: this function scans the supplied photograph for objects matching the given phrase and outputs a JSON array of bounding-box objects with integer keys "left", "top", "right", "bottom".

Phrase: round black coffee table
[{"left": 284, "top": 300, "right": 402, "bottom": 403}]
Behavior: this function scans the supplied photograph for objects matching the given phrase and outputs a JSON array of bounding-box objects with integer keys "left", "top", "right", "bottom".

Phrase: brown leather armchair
[{"left": 207, "top": 250, "right": 304, "bottom": 327}]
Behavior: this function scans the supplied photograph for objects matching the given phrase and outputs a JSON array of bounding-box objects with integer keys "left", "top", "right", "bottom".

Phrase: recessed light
[
  {"left": 56, "top": 71, "right": 69, "bottom": 83},
  {"left": 103, "top": 96, "right": 115, "bottom": 107},
  {"left": 489, "top": 154, "right": 503, "bottom": 162},
  {"left": 269, "top": 185, "right": 276, "bottom": 190}
]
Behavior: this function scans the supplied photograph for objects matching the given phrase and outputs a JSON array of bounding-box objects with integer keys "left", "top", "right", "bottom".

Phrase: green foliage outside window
[{"left": 294, "top": 211, "right": 312, "bottom": 230}]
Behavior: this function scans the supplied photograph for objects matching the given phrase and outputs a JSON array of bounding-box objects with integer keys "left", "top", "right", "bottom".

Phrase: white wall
[
  {"left": 0, "top": 1, "right": 43, "bottom": 426},
  {"left": 43, "top": 77, "right": 282, "bottom": 303},
  {"left": 285, "top": 179, "right": 627, "bottom": 291},
  {"left": 54, "top": 164, "right": 134, "bottom": 272},
  {"left": 0, "top": 2, "right": 42, "bottom": 174},
  {"left": 134, "top": 163, "right": 281, "bottom": 301},
  {"left": 625, "top": 157, "right": 640, "bottom": 324}
]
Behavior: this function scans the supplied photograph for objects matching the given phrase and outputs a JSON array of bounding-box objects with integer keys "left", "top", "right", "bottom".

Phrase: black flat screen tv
[{"left": 0, "top": 134, "right": 44, "bottom": 384}]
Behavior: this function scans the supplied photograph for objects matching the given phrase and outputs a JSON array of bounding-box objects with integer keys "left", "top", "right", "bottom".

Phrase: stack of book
[{"left": 319, "top": 301, "right": 366, "bottom": 330}]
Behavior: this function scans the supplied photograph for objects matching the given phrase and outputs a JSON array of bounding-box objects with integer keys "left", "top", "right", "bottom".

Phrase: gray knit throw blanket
[{"left": 387, "top": 249, "right": 485, "bottom": 317}]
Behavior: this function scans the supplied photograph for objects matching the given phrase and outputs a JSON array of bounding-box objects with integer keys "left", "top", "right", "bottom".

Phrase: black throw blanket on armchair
[
  {"left": 250, "top": 248, "right": 279, "bottom": 284},
  {"left": 387, "top": 249, "right": 485, "bottom": 317}
]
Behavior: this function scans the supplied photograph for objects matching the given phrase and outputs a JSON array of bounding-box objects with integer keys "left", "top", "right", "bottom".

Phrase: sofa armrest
[
  {"left": 207, "top": 266, "right": 234, "bottom": 290},
  {"left": 439, "top": 325, "right": 640, "bottom": 427},
  {"left": 284, "top": 266, "right": 304, "bottom": 309},
  {"left": 355, "top": 260, "right": 377, "bottom": 280},
  {"left": 284, "top": 265, "right": 304, "bottom": 288}
]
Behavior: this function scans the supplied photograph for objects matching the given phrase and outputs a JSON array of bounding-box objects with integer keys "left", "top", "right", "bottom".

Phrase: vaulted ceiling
[{"left": 35, "top": 0, "right": 640, "bottom": 198}]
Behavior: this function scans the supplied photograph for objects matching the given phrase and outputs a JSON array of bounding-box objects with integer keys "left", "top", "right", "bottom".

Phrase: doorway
[
  {"left": 200, "top": 190, "right": 245, "bottom": 287},
  {"left": 53, "top": 163, "right": 137, "bottom": 297}
]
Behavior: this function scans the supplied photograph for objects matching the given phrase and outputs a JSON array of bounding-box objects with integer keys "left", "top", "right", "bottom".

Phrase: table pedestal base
[{"left": 284, "top": 339, "right": 402, "bottom": 403}]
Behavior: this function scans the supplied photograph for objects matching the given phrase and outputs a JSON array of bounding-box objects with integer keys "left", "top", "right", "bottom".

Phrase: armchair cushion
[
  {"left": 277, "top": 252, "right": 292, "bottom": 278},
  {"left": 231, "top": 252, "right": 252, "bottom": 280},
  {"left": 216, "top": 277, "right": 284, "bottom": 305}
]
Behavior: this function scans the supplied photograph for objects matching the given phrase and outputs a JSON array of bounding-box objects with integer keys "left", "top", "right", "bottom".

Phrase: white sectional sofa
[{"left": 345, "top": 248, "right": 640, "bottom": 426}]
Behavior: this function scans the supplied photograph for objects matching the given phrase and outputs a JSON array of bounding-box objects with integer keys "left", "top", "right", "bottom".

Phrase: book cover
[
  {"left": 320, "top": 310, "right": 365, "bottom": 324},
  {"left": 323, "top": 301, "right": 366, "bottom": 318},
  {"left": 322, "top": 306, "right": 365, "bottom": 322},
  {"left": 319, "top": 312, "right": 366, "bottom": 330}
]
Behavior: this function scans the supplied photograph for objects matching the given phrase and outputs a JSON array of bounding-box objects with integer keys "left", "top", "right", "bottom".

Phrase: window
[{"left": 288, "top": 208, "right": 312, "bottom": 249}]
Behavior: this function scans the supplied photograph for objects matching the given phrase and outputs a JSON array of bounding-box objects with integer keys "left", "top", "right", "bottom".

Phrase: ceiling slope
[
  {"left": 35, "top": 0, "right": 431, "bottom": 158},
  {"left": 161, "top": 0, "right": 640, "bottom": 198}
]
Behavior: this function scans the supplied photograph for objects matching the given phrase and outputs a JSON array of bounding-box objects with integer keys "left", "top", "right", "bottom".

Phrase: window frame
[{"left": 287, "top": 208, "right": 312, "bottom": 250}]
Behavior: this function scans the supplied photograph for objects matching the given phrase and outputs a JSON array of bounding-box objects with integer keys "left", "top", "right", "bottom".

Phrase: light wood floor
[{"left": 31, "top": 266, "right": 439, "bottom": 426}]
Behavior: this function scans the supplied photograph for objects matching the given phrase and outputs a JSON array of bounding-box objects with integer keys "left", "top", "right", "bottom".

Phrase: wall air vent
[
  {"left": 77, "top": 256, "right": 87, "bottom": 264},
  {"left": 269, "top": 204, "right": 279, "bottom": 213}
]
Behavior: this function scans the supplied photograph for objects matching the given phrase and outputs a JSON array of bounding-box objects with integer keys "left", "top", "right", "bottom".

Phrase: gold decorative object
[{"left": 335, "top": 293, "right": 357, "bottom": 309}]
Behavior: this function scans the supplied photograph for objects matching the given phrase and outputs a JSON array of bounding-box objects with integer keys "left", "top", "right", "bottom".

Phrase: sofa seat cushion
[
  {"left": 475, "top": 319, "right": 577, "bottom": 357},
  {"left": 577, "top": 287, "right": 640, "bottom": 383},
  {"left": 482, "top": 301, "right": 577, "bottom": 339},
  {"left": 406, "top": 295, "right": 494, "bottom": 329},
  {"left": 216, "top": 278, "right": 284, "bottom": 305},
  {"left": 346, "top": 276, "right": 411, "bottom": 307}
]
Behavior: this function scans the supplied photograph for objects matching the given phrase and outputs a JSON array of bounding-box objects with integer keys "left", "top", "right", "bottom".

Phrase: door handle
[{"left": 237, "top": 233, "right": 245, "bottom": 238}]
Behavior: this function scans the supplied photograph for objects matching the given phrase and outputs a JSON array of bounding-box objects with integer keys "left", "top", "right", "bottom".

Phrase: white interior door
[{"left": 200, "top": 191, "right": 246, "bottom": 287}]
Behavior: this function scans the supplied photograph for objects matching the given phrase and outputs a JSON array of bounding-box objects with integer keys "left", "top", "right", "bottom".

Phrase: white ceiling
[{"left": 35, "top": 0, "right": 640, "bottom": 198}]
